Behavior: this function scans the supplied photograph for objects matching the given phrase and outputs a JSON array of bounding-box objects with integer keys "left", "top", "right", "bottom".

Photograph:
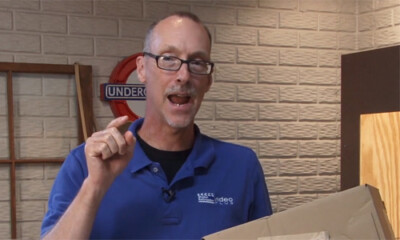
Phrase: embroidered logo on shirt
[{"left": 197, "top": 193, "right": 234, "bottom": 205}]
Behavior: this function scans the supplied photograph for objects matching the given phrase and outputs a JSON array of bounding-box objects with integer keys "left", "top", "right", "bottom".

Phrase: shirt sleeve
[
  {"left": 40, "top": 144, "right": 88, "bottom": 237},
  {"left": 248, "top": 151, "right": 273, "bottom": 221}
]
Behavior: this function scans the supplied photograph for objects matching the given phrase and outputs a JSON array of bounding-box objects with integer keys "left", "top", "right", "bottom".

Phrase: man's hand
[{"left": 84, "top": 116, "right": 135, "bottom": 191}]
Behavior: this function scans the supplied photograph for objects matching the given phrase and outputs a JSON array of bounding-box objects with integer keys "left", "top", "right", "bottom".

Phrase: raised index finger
[{"left": 106, "top": 116, "right": 130, "bottom": 130}]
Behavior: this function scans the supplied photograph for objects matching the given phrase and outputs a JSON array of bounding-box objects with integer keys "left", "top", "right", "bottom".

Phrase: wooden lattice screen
[{"left": 0, "top": 62, "right": 94, "bottom": 238}]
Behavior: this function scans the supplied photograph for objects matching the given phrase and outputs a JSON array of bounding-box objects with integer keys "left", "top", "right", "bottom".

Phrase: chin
[{"left": 166, "top": 116, "right": 194, "bottom": 129}]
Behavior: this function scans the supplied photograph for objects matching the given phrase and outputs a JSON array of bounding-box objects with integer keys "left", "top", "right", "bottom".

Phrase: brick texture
[
  {"left": 69, "top": 16, "right": 118, "bottom": 36},
  {"left": 15, "top": 12, "right": 67, "bottom": 33},
  {"left": 121, "top": 19, "right": 152, "bottom": 38},
  {"left": 238, "top": 85, "right": 278, "bottom": 102},
  {"left": 18, "top": 97, "right": 70, "bottom": 117},
  {"left": 238, "top": 47, "right": 279, "bottom": 65},
  {"left": 210, "top": 44, "right": 236, "bottom": 63},
  {"left": 259, "top": 29, "right": 298, "bottom": 48},
  {"left": 44, "top": 163, "right": 63, "bottom": 179},
  {"left": 0, "top": 0, "right": 40, "bottom": 10},
  {"left": 278, "top": 194, "right": 317, "bottom": 211},
  {"left": 0, "top": 33, "right": 41, "bottom": 53},
  {"left": 237, "top": 9, "right": 278, "bottom": 27},
  {"left": 0, "top": 202, "right": 10, "bottom": 221},
  {"left": 280, "top": 49, "right": 318, "bottom": 66},
  {"left": 215, "top": 26, "right": 257, "bottom": 45},
  {"left": 43, "top": 36, "right": 94, "bottom": 56},
  {"left": 96, "top": 38, "right": 142, "bottom": 57},
  {"left": 196, "top": 121, "right": 236, "bottom": 140},
  {"left": 299, "top": 68, "right": 339, "bottom": 85},
  {"left": 318, "top": 50, "right": 341, "bottom": 67},
  {"left": 0, "top": 11, "right": 12, "bottom": 30},
  {"left": 19, "top": 221, "right": 42, "bottom": 239},
  {"left": 16, "top": 201, "right": 45, "bottom": 221},
  {"left": 0, "top": 180, "right": 10, "bottom": 200},
  {"left": 279, "top": 86, "right": 318, "bottom": 103},
  {"left": 95, "top": 0, "right": 142, "bottom": 17},
  {"left": 280, "top": 12, "right": 318, "bottom": 30},
  {"left": 300, "top": 31, "right": 337, "bottom": 49},
  {"left": 279, "top": 123, "right": 318, "bottom": 139},
  {"left": 259, "top": 66, "right": 298, "bottom": 84},
  {"left": 266, "top": 177, "right": 298, "bottom": 194},
  {"left": 0, "top": 223, "right": 11, "bottom": 239},
  {"left": 0, "top": 139, "right": 8, "bottom": 158},
  {"left": 216, "top": 103, "right": 257, "bottom": 120},
  {"left": 204, "top": 83, "right": 236, "bottom": 101},
  {"left": 259, "top": 104, "right": 298, "bottom": 121},
  {"left": 237, "top": 122, "right": 278, "bottom": 139},
  {"left": 2, "top": 1, "right": 400, "bottom": 238},
  {"left": 319, "top": 14, "right": 356, "bottom": 32},
  {"left": 193, "top": 6, "right": 236, "bottom": 25},
  {"left": 259, "top": 0, "right": 298, "bottom": 10},
  {"left": 279, "top": 159, "right": 318, "bottom": 176},
  {"left": 195, "top": 102, "right": 214, "bottom": 120},
  {"left": 16, "top": 164, "right": 44, "bottom": 180},
  {"left": 42, "top": 0, "right": 92, "bottom": 14},
  {"left": 214, "top": 64, "right": 257, "bottom": 83}
]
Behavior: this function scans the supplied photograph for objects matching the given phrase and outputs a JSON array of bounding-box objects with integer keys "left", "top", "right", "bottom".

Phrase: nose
[{"left": 176, "top": 62, "right": 191, "bottom": 84}]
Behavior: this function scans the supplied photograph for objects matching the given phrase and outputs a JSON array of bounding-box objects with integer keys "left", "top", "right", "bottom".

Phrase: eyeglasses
[{"left": 143, "top": 52, "right": 214, "bottom": 75}]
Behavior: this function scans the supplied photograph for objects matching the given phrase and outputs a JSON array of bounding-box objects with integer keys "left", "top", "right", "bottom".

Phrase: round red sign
[{"left": 103, "top": 52, "right": 144, "bottom": 121}]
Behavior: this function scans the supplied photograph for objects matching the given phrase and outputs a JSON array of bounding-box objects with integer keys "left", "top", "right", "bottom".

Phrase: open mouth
[{"left": 168, "top": 94, "right": 191, "bottom": 106}]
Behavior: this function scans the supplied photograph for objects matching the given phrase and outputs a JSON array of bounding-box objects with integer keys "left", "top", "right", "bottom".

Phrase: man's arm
[
  {"left": 42, "top": 178, "right": 106, "bottom": 239},
  {"left": 42, "top": 116, "right": 135, "bottom": 240}
]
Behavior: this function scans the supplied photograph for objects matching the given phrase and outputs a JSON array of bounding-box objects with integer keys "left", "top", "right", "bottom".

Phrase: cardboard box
[
  {"left": 258, "top": 231, "right": 329, "bottom": 240},
  {"left": 203, "top": 184, "right": 395, "bottom": 240}
]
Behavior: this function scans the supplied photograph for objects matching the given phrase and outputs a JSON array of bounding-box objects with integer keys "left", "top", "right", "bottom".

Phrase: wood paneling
[{"left": 360, "top": 111, "right": 399, "bottom": 239}]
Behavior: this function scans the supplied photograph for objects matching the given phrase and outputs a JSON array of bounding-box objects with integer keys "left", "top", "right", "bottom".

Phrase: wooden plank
[
  {"left": 0, "top": 62, "right": 74, "bottom": 74},
  {"left": 6, "top": 70, "right": 17, "bottom": 238},
  {"left": 360, "top": 111, "right": 400, "bottom": 239},
  {"left": 75, "top": 63, "right": 88, "bottom": 140},
  {"left": 79, "top": 64, "right": 96, "bottom": 136}
]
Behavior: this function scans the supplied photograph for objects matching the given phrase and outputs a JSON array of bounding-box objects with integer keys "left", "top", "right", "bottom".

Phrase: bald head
[{"left": 143, "top": 12, "right": 212, "bottom": 53}]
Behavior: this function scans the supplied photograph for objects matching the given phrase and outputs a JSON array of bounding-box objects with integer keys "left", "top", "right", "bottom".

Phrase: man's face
[{"left": 137, "top": 16, "right": 212, "bottom": 129}]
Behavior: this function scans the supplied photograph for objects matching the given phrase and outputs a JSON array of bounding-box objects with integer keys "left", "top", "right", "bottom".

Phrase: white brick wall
[
  {"left": 15, "top": 12, "right": 67, "bottom": 33},
  {"left": 357, "top": 0, "right": 400, "bottom": 49},
  {"left": 0, "top": 33, "right": 41, "bottom": 53},
  {"left": 1, "top": 0, "right": 400, "bottom": 238}
]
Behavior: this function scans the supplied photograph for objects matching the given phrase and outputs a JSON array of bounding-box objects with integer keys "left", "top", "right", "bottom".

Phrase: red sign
[{"left": 100, "top": 52, "right": 144, "bottom": 121}]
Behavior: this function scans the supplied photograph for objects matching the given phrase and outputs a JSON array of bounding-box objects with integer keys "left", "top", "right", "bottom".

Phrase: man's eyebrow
[
  {"left": 159, "top": 45, "right": 179, "bottom": 54},
  {"left": 188, "top": 51, "right": 210, "bottom": 60},
  {"left": 159, "top": 46, "right": 210, "bottom": 60}
]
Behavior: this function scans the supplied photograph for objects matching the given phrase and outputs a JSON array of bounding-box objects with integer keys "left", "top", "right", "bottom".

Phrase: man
[{"left": 41, "top": 11, "right": 272, "bottom": 239}]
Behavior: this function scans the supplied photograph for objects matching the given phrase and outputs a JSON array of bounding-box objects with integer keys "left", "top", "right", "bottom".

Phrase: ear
[
  {"left": 136, "top": 55, "right": 146, "bottom": 83},
  {"left": 205, "top": 75, "right": 213, "bottom": 92}
]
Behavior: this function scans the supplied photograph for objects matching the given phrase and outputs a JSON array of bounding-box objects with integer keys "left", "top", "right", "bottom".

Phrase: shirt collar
[{"left": 127, "top": 118, "right": 215, "bottom": 174}]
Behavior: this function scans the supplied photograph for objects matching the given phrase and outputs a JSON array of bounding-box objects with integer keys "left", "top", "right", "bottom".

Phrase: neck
[{"left": 138, "top": 118, "right": 195, "bottom": 151}]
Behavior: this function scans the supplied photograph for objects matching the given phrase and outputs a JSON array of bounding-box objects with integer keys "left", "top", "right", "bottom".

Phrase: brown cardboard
[
  {"left": 258, "top": 231, "right": 329, "bottom": 240},
  {"left": 203, "top": 184, "right": 395, "bottom": 240}
]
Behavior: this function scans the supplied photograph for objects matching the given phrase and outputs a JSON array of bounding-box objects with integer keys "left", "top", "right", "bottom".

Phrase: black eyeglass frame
[{"left": 143, "top": 52, "right": 214, "bottom": 75}]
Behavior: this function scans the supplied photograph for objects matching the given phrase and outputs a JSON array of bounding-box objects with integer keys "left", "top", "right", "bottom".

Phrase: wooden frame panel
[{"left": 0, "top": 62, "right": 94, "bottom": 239}]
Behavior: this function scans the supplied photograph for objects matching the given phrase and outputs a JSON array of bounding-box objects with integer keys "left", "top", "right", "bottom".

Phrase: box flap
[{"left": 203, "top": 185, "right": 394, "bottom": 240}]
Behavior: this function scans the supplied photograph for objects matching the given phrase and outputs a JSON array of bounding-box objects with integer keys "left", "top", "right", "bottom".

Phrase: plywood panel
[{"left": 360, "top": 111, "right": 399, "bottom": 239}]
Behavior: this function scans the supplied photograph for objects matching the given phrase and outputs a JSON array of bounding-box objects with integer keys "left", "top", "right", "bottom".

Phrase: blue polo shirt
[{"left": 41, "top": 118, "right": 272, "bottom": 239}]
